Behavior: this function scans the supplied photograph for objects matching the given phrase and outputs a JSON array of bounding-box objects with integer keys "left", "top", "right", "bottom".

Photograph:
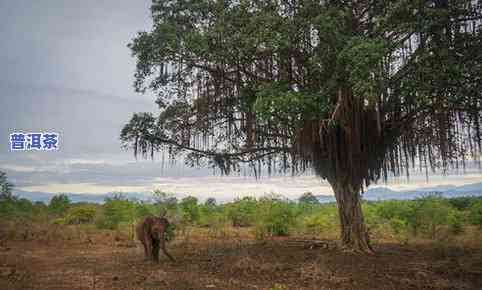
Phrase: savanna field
[{"left": 1, "top": 192, "right": 482, "bottom": 290}]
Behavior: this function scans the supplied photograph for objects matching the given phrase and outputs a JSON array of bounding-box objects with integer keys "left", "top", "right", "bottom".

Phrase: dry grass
[{"left": 0, "top": 223, "right": 481, "bottom": 289}]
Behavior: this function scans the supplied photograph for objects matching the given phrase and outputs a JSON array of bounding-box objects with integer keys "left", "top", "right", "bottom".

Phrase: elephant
[{"left": 136, "top": 216, "right": 174, "bottom": 262}]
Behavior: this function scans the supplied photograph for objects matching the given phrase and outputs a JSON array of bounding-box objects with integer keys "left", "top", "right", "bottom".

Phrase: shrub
[
  {"left": 199, "top": 205, "right": 228, "bottom": 228},
  {"left": 52, "top": 218, "right": 66, "bottom": 225},
  {"left": 375, "top": 200, "right": 413, "bottom": 221},
  {"left": 469, "top": 200, "right": 482, "bottom": 228},
  {"left": 254, "top": 196, "right": 296, "bottom": 239},
  {"left": 226, "top": 197, "right": 257, "bottom": 227},
  {"left": 448, "top": 196, "right": 477, "bottom": 211},
  {"left": 152, "top": 189, "right": 178, "bottom": 217},
  {"left": 48, "top": 194, "right": 71, "bottom": 216},
  {"left": 299, "top": 203, "right": 338, "bottom": 236},
  {"left": 413, "top": 194, "right": 452, "bottom": 239},
  {"left": 389, "top": 218, "right": 409, "bottom": 235},
  {"left": 179, "top": 196, "right": 200, "bottom": 224},
  {"left": 101, "top": 194, "right": 136, "bottom": 229},
  {"left": 447, "top": 210, "right": 464, "bottom": 234},
  {"left": 65, "top": 204, "right": 97, "bottom": 224},
  {"left": 165, "top": 223, "right": 176, "bottom": 242}
]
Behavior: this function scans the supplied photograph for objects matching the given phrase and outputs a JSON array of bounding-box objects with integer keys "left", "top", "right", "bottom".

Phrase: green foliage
[
  {"left": 226, "top": 197, "right": 257, "bottom": 227},
  {"left": 0, "top": 183, "right": 50, "bottom": 221},
  {"left": 65, "top": 204, "right": 97, "bottom": 225},
  {"left": 198, "top": 199, "right": 228, "bottom": 228},
  {"left": 448, "top": 197, "right": 479, "bottom": 211},
  {"left": 165, "top": 223, "right": 176, "bottom": 242},
  {"left": 123, "top": 1, "right": 482, "bottom": 250},
  {"left": 135, "top": 201, "right": 158, "bottom": 218},
  {"left": 469, "top": 200, "right": 482, "bottom": 228},
  {"left": 100, "top": 194, "right": 136, "bottom": 229},
  {"left": 52, "top": 218, "right": 66, "bottom": 225},
  {"left": 179, "top": 196, "right": 200, "bottom": 224},
  {"left": 339, "top": 36, "right": 390, "bottom": 98},
  {"left": 254, "top": 195, "right": 296, "bottom": 239},
  {"left": 48, "top": 194, "right": 71, "bottom": 216},
  {"left": 0, "top": 183, "right": 478, "bottom": 244},
  {"left": 447, "top": 210, "right": 465, "bottom": 235},
  {"left": 389, "top": 218, "right": 409, "bottom": 235},
  {"left": 414, "top": 194, "right": 453, "bottom": 239},
  {"left": 299, "top": 203, "right": 339, "bottom": 236},
  {"left": 152, "top": 189, "right": 178, "bottom": 217},
  {"left": 270, "top": 284, "right": 288, "bottom": 290},
  {"left": 254, "top": 82, "right": 331, "bottom": 127},
  {"left": 0, "top": 171, "right": 14, "bottom": 197}
]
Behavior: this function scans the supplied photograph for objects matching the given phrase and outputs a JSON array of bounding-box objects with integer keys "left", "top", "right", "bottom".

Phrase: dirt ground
[{"left": 1, "top": 231, "right": 482, "bottom": 290}]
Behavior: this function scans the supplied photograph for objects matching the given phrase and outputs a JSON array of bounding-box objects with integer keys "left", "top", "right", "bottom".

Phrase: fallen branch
[{"left": 285, "top": 239, "right": 335, "bottom": 250}]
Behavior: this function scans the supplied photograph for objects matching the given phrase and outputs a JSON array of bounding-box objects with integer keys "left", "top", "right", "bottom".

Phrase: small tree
[
  {"left": 255, "top": 195, "right": 296, "bottom": 238},
  {"left": 102, "top": 194, "right": 136, "bottom": 231},
  {"left": 48, "top": 194, "right": 71, "bottom": 217},
  {"left": 152, "top": 189, "right": 178, "bottom": 217},
  {"left": 65, "top": 204, "right": 97, "bottom": 225},
  {"left": 469, "top": 200, "right": 482, "bottom": 228},
  {"left": 179, "top": 196, "right": 199, "bottom": 224},
  {"left": 226, "top": 197, "right": 257, "bottom": 227},
  {"left": 414, "top": 194, "right": 452, "bottom": 239},
  {"left": 0, "top": 172, "right": 16, "bottom": 217},
  {"left": 0, "top": 171, "right": 14, "bottom": 200}
]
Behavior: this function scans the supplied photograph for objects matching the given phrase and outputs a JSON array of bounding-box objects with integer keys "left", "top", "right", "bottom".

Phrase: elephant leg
[
  {"left": 152, "top": 239, "right": 160, "bottom": 263},
  {"left": 144, "top": 235, "right": 153, "bottom": 261}
]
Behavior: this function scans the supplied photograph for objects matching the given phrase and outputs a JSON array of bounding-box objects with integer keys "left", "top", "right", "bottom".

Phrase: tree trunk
[{"left": 331, "top": 181, "right": 374, "bottom": 254}]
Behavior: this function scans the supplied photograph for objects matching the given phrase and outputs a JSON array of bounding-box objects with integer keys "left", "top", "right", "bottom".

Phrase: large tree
[{"left": 122, "top": 0, "right": 482, "bottom": 253}]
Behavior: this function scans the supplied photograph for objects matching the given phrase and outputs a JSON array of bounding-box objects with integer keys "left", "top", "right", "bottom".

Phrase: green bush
[
  {"left": 254, "top": 196, "right": 296, "bottom": 239},
  {"left": 299, "top": 203, "right": 338, "bottom": 236},
  {"left": 0, "top": 193, "right": 47, "bottom": 220},
  {"left": 199, "top": 204, "right": 228, "bottom": 228},
  {"left": 49, "top": 194, "right": 71, "bottom": 216},
  {"left": 448, "top": 196, "right": 478, "bottom": 211},
  {"left": 165, "top": 223, "right": 176, "bottom": 242},
  {"left": 226, "top": 197, "right": 257, "bottom": 227},
  {"left": 413, "top": 194, "right": 453, "bottom": 239},
  {"left": 179, "top": 196, "right": 200, "bottom": 224},
  {"left": 101, "top": 194, "right": 136, "bottom": 229},
  {"left": 52, "top": 218, "right": 66, "bottom": 225},
  {"left": 135, "top": 201, "right": 160, "bottom": 218},
  {"left": 447, "top": 210, "right": 465, "bottom": 234},
  {"left": 65, "top": 204, "right": 97, "bottom": 224},
  {"left": 469, "top": 200, "right": 482, "bottom": 228},
  {"left": 375, "top": 200, "right": 413, "bottom": 222},
  {"left": 152, "top": 189, "right": 178, "bottom": 217}
]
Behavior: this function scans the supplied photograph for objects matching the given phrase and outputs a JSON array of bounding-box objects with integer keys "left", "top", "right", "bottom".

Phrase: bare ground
[{"left": 1, "top": 231, "right": 482, "bottom": 290}]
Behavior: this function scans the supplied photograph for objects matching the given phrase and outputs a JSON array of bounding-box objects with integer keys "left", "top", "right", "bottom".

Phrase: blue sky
[{"left": 0, "top": 0, "right": 481, "bottom": 202}]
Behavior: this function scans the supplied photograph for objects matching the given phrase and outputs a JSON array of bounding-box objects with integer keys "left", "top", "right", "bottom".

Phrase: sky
[{"left": 0, "top": 0, "right": 481, "bottom": 202}]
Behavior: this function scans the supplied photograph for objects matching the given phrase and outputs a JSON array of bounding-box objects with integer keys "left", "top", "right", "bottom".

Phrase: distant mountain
[
  {"left": 12, "top": 181, "right": 482, "bottom": 204},
  {"left": 314, "top": 195, "right": 336, "bottom": 203},
  {"left": 315, "top": 182, "right": 482, "bottom": 203},
  {"left": 12, "top": 190, "right": 151, "bottom": 204}
]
